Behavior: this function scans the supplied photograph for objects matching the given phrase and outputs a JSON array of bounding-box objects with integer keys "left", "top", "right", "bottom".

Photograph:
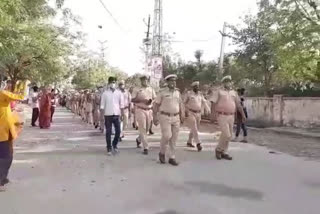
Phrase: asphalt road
[{"left": 1, "top": 108, "right": 320, "bottom": 214}]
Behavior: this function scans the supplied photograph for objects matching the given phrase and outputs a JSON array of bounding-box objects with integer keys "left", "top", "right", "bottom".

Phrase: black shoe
[
  {"left": 168, "top": 158, "right": 179, "bottom": 166},
  {"left": 119, "top": 137, "right": 122, "bottom": 142},
  {"left": 1, "top": 178, "right": 9, "bottom": 186},
  {"left": 149, "top": 130, "right": 154, "bottom": 135},
  {"left": 221, "top": 153, "right": 233, "bottom": 160},
  {"left": 136, "top": 138, "right": 141, "bottom": 148},
  {"left": 215, "top": 150, "right": 222, "bottom": 160},
  {"left": 187, "top": 143, "right": 195, "bottom": 148},
  {"left": 132, "top": 123, "right": 136, "bottom": 128},
  {"left": 95, "top": 124, "right": 98, "bottom": 129},
  {"left": 143, "top": 149, "right": 148, "bottom": 155},
  {"left": 197, "top": 143, "right": 202, "bottom": 152},
  {"left": 135, "top": 126, "right": 139, "bottom": 130},
  {"left": 159, "top": 153, "right": 166, "bottom": 164}
]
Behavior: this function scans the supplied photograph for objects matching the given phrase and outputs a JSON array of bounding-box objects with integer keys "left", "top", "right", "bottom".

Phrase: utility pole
[
  {"left": 97, "top": 25, "right": 107, "bottom": 60},
  {"left": 151, "top": 0, "right": 163, "bottom": 87},
  {"left": 152, "top": 0, "right": 163, "bottom": 56},
  {"left": 143, "top": 15, "right": 152, "bottom": 76},
  {"left": 98, "top": 40, "right": 108, "bottom": 59},
  {"left": 218, "top": 22, "right": 227, "bottom": 80}
]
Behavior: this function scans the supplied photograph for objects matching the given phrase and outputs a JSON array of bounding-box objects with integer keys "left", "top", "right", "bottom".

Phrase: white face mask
[{"left": 109, "top": 83, "right": 116, "bottom": 89}]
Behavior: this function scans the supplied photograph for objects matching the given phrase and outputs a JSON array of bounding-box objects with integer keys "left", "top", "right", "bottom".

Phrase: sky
[{"left": 63, "top": 0, "right": 258, "bottom": 75}]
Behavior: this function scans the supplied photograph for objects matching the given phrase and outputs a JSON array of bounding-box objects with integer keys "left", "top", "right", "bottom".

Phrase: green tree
[{"left": 0, "top": 0, "right": 79, "bottom": 90}]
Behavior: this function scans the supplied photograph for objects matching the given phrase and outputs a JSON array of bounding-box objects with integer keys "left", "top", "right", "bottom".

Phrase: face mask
[
  {"left": 193, "top": 87, "right": 199, "bottom": 93},
  {"left": 109, "top": 83, "right": 116, "bottom": 89}
]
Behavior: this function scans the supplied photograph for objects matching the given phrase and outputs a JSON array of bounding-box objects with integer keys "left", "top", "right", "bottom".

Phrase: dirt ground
[{"left": 199, "top": 122, "right": 320, "bottom": 161}]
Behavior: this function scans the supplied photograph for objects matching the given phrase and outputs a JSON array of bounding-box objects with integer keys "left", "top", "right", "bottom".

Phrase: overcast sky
[{"left": 63, "top": 0, "right": 258, "bottom": 75}]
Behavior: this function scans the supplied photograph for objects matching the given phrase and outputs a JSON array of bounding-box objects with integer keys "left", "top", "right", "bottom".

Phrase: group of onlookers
[{"left": 29, "top": 86, "right": 59, "bottom": 129}]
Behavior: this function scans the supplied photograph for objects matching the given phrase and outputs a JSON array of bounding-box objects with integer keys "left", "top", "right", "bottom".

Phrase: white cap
[
  {"left": 221, "top": 75, "right": 232, "bottom": 82},
  {"left": 165, "top": 74, "right": 177, "bottom": 81},
  {"left": 191, "top": 81, "right": 200, "bottom": 87}
]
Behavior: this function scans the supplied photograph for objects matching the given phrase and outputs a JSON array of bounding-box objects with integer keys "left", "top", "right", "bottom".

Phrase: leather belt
[
  {"left": 217, "top": 111, "right": 234, "bottom": 116},
  {"left": 188, "top": 108, "right": 201, "bottom": 114},
  {"left": 160, "top": 111, "right": 179, "bottom": 117},
  {"left": 137, "top": 106, "right": 152, "bottom": 111}
]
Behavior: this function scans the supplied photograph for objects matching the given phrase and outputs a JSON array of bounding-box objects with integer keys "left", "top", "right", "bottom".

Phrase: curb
[
  {"left": 248, "top": 127, "right": 320, "bottom": 139},
  {"left": 202, "top": 119, "right": 320, "bottom": 139}
]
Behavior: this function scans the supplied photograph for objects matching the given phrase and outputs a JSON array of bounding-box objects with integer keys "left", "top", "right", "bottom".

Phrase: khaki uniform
[
  {"left": 155, "top": 88, "right": 183, "bottom": 159},
  {"left": 85, "top": 94, "right": 93, "bottom": 124},
  {"left": 121, "top": 90, "right": 131, "bottom": 136},
  {"left": 132, "top": 87, "right": 156, "bottom": 149},
  {"left": 184, "top": 91, "right": 209, "bottom": 145},
  {"left": 93, "top": 92, "right": 101, "bottom": 127},
  {"left": 210, "top": 88, "right": 238, "bottom": 152},
  {"left": 99, "top": 91, "right": 105, "bottom": 132}
]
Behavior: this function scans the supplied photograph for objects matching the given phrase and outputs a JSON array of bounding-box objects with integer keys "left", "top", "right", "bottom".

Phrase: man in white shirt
[
  {"left": 30, "top": 86, "right": 40, "bottom": 127},
  {"left": 100, "top": 77, "right": 125, "bottom": 155}
]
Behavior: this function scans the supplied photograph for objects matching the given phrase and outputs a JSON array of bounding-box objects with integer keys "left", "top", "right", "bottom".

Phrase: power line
[{"left": 98, "top": 0, "right": 124, "bottom": 31}]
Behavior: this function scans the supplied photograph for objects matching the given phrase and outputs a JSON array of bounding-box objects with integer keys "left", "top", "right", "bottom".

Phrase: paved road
[{"left": 1, "top": 108, "right": 320, "bottom": 214}]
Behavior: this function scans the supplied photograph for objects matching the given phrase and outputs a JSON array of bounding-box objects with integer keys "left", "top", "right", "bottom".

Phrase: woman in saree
[
  {"left": 39, "top": 87, "right": 52, "bottom": 129},
  {"left": 0, "top": 79, "right": 24, "bottom": 192}
]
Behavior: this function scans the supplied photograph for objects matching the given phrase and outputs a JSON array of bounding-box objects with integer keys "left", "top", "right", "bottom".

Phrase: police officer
[
  {"left": 153, "top": 74, "right": 184, "bottom": 166},
  {"left": 209, "top": 75, "right": 246, "bottom": 160},
  {"left": 119, "top": 80, "right": 131, "bottom": 139},
  {"left": 132, "top": 75, "right": 156, "bottom": 155},
  {"left": 184, "top": 81, "right": 210, "bottom": 151}
]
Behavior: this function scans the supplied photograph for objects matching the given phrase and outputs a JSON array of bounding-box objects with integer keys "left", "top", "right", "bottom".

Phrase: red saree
[{"left": 39, "top": 93, "right": 51, "bottom": 129}]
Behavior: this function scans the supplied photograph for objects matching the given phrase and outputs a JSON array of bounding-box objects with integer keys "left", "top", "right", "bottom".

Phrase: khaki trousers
[
  {"left": 136, "top": 108, "right": 152, "bottom": 149},
  {"left": 93, "top": 108, "right": 100, "bottom": 125},
  {"left": 100, "top": 109, "right": 105, "bottom": 132},
  {"left": 159, "top": 114, "right": 180, "bottom": 159},
  {"left": 121, "top": 109, "right": 129, "bottom": 136},
  {"left": 187, "top": 112, "right": 201, "bottom": 145},
  {"left": 217, "top": 114, "right": 234, "bottom": 152},
  {"left": 133, "top": 106, "right": 138, "bottom": 127}
]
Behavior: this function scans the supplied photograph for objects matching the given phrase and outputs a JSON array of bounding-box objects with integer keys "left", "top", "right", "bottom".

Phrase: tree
[
  {"left": 0, "top": 0, "right": 80, "bottom": 90},
  {"left": 71, "top": 53, "right": 127, "bottom": 89},
  {"left": 194, "top": 50, "right": 204, "bottom": 72},
  {"left": 229, "top": 14, "right": 279, "bottom": 96}
]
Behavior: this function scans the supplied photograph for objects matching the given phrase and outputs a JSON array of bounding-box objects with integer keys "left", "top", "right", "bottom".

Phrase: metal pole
[{"left": 218, "top": 22, "right": 227, "bottom": 80}]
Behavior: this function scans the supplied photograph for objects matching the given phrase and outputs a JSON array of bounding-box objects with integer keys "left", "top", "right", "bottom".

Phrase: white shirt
[
  {"left": 31, "top": 92, "right": 39, "bottom": 109},
  {"left": 100, "top": 89, "right": 124, "bottom": 116}
]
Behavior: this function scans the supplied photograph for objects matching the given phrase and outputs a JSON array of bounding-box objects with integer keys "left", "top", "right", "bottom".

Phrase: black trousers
[
  {"left": 0, "top": 142, "right": 13, "bottom": 186},
  {"left": 31, "top": 108, "right": 39, "bottom": 126},
  {"left": 235, "top": 121, "right": 248, "bottom": 137},
  {"left": 51, "top": 106, "right": 55, "bottom": 122},
  {"left": 105, "top": 115, "right": 121, "bottom": 151}
]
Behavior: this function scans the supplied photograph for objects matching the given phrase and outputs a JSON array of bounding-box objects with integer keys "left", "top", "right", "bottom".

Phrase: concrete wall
[{"left": 246, "top": 96, "right": 320, "bottom": 128}]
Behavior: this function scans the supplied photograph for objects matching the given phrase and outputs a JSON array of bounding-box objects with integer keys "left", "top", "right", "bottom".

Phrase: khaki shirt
[
  {"left": 132, "top": 86, "right": 156, "bottom": 109},
  {"left": 209, "top": 88, "right": 238, "bottom": 114},
  {"left": 155, "top": 88, "right": 182, "bottom": 114},
  {"left": 184, "top": 90, "right": 207, "bottom": 112}
]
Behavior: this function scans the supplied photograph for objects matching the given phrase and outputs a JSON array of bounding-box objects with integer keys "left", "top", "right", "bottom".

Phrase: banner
[{"left": 151, "top": 57, "right": 163, "bottom": 79}]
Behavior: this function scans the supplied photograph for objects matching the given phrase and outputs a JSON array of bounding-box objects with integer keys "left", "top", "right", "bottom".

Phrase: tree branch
[
  {"left": 307, "top": 0, "right": 320, "bottom": 20},
  {"left": 294, "top": 0, "right": 318, "bottom": 25}
]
